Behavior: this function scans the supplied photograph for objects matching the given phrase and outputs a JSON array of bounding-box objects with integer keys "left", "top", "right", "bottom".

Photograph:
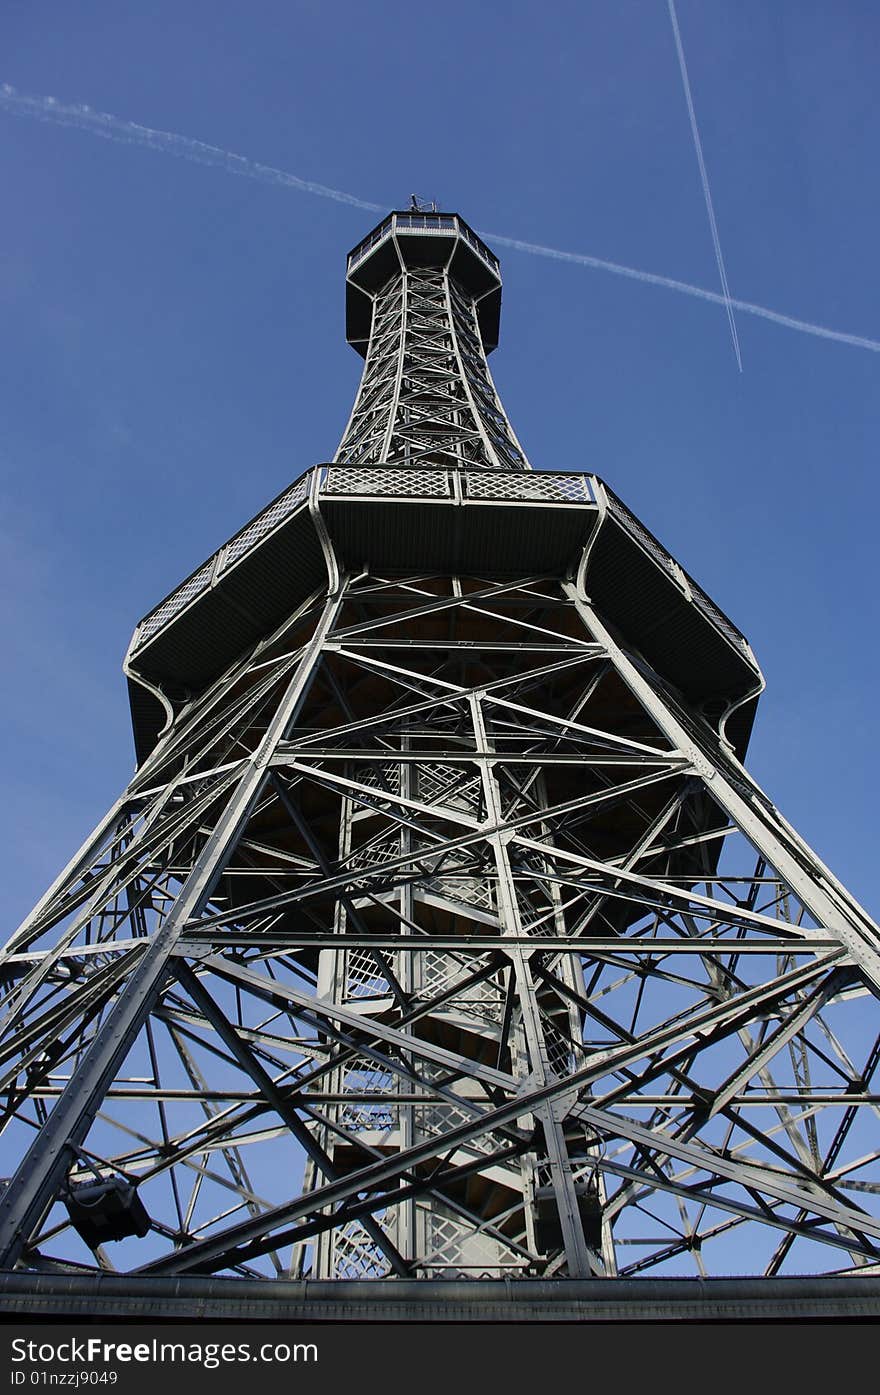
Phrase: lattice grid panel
[
  {"left": 346, "top": 834, "right": 402, "bottom": 875},
  {"left": 464, "top": 471, "right": 592, "bottom": 503},
  {"left": 135, "top": 560, "right": 214, "bottom": 648},
  {"left": 417, "top": 762, "right": 481, "bottom": 813},
  {"left": 323, "top": 467, "right": 452, "bottom": 497},
  {"left": 422, "top": 865, "right": 496, "bottom": 913},
  {"left": 419, "top": 1207, "right": 519, "bottom": 1278},
  {"left": 219, "top": 476, "right": 310, "bottom": 571},
  {"left": 345, "top": 947, "right": 394, "bottom": 999},
  {"left": 416, "top": 1100, "right": 494, "bottom": 1154},
  {"left": 338, "top": 1058, "right": 398, "bottom": 1133},
  {"left": 356, "top": 762, "right": 402, "bottom": 795},
  {"left": 332, "top": 1214, "right": 395, "bottom": 1279},
  {"left": 422, "top": 952, "right": 503, "bottom": 1024}
]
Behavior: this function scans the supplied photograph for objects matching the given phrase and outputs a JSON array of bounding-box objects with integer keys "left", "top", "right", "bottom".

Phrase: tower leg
[
  {"left": 565, "top": 582, "right": 880, "bottom": 994},
  {"left": 0, "top": 587, "right": 346, "bottom": 1267}
]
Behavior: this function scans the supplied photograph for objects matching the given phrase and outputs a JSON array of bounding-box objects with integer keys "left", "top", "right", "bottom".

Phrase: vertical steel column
[
  {"left": 397, "top": 730, "right": 417, "bottom": 1261},
  {"left": 468, "top": 691, "right": 600, "bottom": 1277}
]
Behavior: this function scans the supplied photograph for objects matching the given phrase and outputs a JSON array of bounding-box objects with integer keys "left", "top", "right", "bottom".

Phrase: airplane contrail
[
  {"left": 0, "top": 82, "right": 385, "bottom": 213},
  {"left": 667, "top": 0, "right": 742, "bottom": 372},
  {"left": 477, "top": 231, "right": 880, "bottom": 354},
  {"left": 2, "top": 81, "right": 879, "bottom": 357}
]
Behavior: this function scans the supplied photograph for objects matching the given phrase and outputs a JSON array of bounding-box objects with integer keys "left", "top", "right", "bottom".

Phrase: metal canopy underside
[{"left": 124, "top": 468, "right": 760, "bottom": 766}]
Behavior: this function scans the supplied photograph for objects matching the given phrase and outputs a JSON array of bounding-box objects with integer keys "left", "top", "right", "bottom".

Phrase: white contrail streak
[
  {"left": 0, "top": 82, "right": 385, "bottom": 213},
  {"left": 667, "top": 0, "right": 742, "bottom": 371},
  {"left": 3, "top": 82, "right": 879, "bottom": 357},
  {"left": 478, "top": 230, "right": 880, "bottom": 354}
]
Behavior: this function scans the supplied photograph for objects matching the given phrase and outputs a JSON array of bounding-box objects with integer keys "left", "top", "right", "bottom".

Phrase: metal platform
[
  {"left": 125, "top": 466, "right": 761, "bottom": 763},
  {"left": 1, "top": 1272, "right": 878, "bottom": 1322}
]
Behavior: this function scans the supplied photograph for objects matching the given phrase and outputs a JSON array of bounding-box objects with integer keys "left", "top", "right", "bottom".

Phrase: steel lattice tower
[{"left": 1, "top": 210, "right": 879, "bottom": 1318}]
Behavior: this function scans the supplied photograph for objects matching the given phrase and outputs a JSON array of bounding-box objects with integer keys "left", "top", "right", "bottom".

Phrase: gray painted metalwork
[
  {"left": 337, "top": 211, "right": 526, "bottom": 471},
  {"left": 2, "top": 1273, "right": 879, "bottom": 1322},
  {"left": 0, "top": 211, "right": 877, "bottom": 1307}
]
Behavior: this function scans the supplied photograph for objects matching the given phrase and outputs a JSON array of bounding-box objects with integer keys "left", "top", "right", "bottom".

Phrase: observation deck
[
  {"left": 124, "top": 465, "right": 762, "bottom": 764},
  {"left": 345, "top": 210, "right": 502, "bottom": 355}
]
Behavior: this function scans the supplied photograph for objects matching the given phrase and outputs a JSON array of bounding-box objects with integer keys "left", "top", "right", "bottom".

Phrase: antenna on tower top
[{"left": 408, "top": 193, "right": 438, "bottom": 212}]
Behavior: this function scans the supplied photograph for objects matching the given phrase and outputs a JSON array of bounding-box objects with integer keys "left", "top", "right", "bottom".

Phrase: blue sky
[{"left": 1, "top": 0, "right": 878, "bottom": 930}]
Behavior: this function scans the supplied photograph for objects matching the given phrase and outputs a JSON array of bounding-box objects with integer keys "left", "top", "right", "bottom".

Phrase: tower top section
[
  {"left": 345, "top": 210, "right": 502, "bottom": 357},
  {"left": 124, "top": 206, "right": 761, "bottom": 762},
  {"left": 335, "top": 207, "right": 523, "bottom": 472}
]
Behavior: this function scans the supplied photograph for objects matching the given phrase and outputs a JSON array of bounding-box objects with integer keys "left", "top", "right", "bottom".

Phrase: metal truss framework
[
  {"left": 1, "top": 567, "right": 878, "bottom": 1282},
  {"left": 1, "top": 210, "right": 878, "bottom": 1301},
  {"left": 336, "top": 245, "right": 528, "bottom": 472}
]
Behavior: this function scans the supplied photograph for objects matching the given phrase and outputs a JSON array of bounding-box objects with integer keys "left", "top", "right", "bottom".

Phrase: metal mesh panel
[
  {"left": 219, "top": 476, "right": 310, "bottom": 572},
  {"left": 415, "top": 1099, "right": 494, "bottom": 1154},
  {"left": 689, "top": 580, "right": 753, "bottom": 653},
  {"left": 464, "top": 471, "right": 593, "bottom": 503},
  {"left": 346, "top": 834, "right": 402, "bottom": 876},
  {"left": 345, "top": 947, "right": 393, "bottom": 999},
  {"left": 419, "top": 1206, "right": 518, "bottom": 1278},
  {"left": 333, "top": 1215, "right": 395, "bottom": 1279},
  {"left": 541, "top": 1014, "right": 576, "bottom": 1077},
  {"left": 338, "top": 1058, "right": 397, "bottom": 1133},
  {"left": 421, "top": 856, "right": 496, "bottom": 912},
  {"left": 357, "top": 762, "right": 401, "bottom": 795},
  {"left": 134, "top": 560, "right": 214, "bottom": 649},
  {"left": 417, "top": 763, "right": 481, "bottom": 814},
  {"left": 132, "top": 476, "right": 311, "bottom": 650},
  {"left": 323, "top": 467, "right": 452, "bottom": 497},
  {"left": 423, "top": 952, "right": 503, "bottom": 1025}
]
